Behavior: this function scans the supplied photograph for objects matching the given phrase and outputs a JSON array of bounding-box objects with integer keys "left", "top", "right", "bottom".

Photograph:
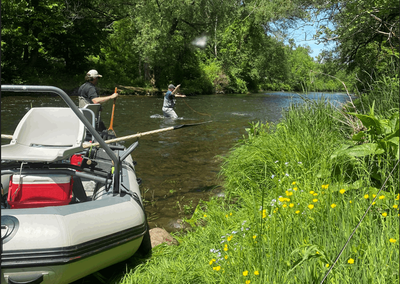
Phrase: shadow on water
[{"left": 1, "top": 91, "right": 353, "bottom": 283}]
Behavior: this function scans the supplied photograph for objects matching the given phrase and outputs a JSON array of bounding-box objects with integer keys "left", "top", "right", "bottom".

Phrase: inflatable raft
[{"left": 1, "top": 85, "right": 151, "bottom": 284}]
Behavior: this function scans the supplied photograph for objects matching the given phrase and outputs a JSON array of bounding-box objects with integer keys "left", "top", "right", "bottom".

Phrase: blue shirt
[{"left": 163, "top": 90, "right": 175, "bottom": 108}]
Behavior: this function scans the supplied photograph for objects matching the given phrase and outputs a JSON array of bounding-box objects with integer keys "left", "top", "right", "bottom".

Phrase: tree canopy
[{"left": 2, "top": 0, "right": 397, "bottom": 93}]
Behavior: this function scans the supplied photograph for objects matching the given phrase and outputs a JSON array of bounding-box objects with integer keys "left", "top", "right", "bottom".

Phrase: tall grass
[
  {"left": 355, "top": 73, "right": 400, "bottom": 117},
  {"left": 120, "top": 93, "right": 399, "bottom": 283}
]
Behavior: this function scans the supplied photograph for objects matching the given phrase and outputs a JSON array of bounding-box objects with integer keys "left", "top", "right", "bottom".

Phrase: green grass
[{"left": 119, "top": 92, "right": 399, "bottom": 283}]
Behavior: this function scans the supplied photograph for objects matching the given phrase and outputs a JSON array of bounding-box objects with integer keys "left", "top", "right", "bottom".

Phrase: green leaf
[
  {"left": 340, "top": 143, "right": 377, "bottom": 157},
  {"left": 352, "top": 131, "right": 366, "bottom": 141},
  {"left": 330, "top": 144, "right": 352, "bottom": 159}
]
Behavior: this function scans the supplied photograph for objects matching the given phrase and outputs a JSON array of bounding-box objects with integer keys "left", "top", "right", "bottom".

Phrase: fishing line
[
  {"left": 320, "top": 159, "right": 399, "bottom": 284},
  {"left": 182, "top": 98, "right": 212, "bottom": 117}
]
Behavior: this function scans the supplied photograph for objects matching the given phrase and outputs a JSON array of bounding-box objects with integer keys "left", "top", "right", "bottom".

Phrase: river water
[{"left": 1, "top": 91, "right": 351, "bottom": 232}]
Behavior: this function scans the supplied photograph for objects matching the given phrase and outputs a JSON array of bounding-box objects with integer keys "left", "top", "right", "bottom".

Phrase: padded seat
[{"left": 1, "top": 107, "right": 85, "bottom": 162}]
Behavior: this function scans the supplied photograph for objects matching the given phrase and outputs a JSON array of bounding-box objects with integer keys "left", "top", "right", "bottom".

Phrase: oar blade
[{"left": 173, "top": 120, "right": 213, "bottom": 129}]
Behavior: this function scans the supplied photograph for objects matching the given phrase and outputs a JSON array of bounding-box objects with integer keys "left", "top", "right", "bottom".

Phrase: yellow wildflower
[
  {"left": 282, "top": 204, "right": 287, "bottom": 208},
  {"left": 246, "top": 281, "right": 251, "bottom": 284},
  {"left": 293, "top": 187, "right": 298, "bottom": 191},
  {"left": 224, "top": 255, "right": 228, "bottom": 259},
  {"left": 230, "top": 212, "right": 232, "bottom": 216},
  {"left": 326, "top": 264, "right": 330, "bottom": 268},
  {"left": 289, "top": 203, "right": 294, "bottom": 208},
  {"left": 389, "top": 238, "right": 396, "bottom": 243},
  {"left": 243, "top": 270, "right": 249, "bottom": 276},
  {"left": 292, "top": 182, "right": 296, "bottom": 185},
  {"left": 308, "top": 204, "right": 314, "bottom": 210},
  {"left": 204, "top": 214, "right": 207, "bottom": 217},
  {"left": 224, "top": 247, "right": 228, "bottom": 251},
  {"left": 372, "top": 202, "right": 376, "bottom": 205},
  {"left": 286, "top": 191, "right": 293, "bottom": 196},
  {"left": 339, "top": 189, "right": 346, "bottom": 194},
  {"left": 313, "top": 193, "right": 318, "bottom": 196},
  {"left": 295, "top": 210, "right": 300, "bottom": 214},
  {"left": 227, "top": 235, "right": 233, "bottom": 241},
  {"left": 373, "top": 194, "right": 376, "bottom": 198},
  {"left": 209, "top": 259, "right": 216, "bottom": 265},
  {"left": 253, "top": 235, "right": 257, "bottom": 239},
  {"left": 278, "top": 197, "right": 286, "bottom": 202},
  {"left": 348, "top": 258, "right": 354, "bottom": 264},
  {"left": 309, "top": 191, "right": 315, "bottom": 194},
  {"left": 382, "top": 212, "right": 387, "bottom": 217},
  {"left": 262, "top": 210, "right": 267, "bottom": 218},
  {"left": 379, "top": 195, "right": 385, "bottom": 200},
  {"left": 254, "top": 271, "right": 259, "bottom": 275},
  {"left": 331, "top": 204, "right": 337, "bottom": 208},
  {"left": 396, "top": 194, "right": 399, "bottom": 200},
  {"left": 226, "top": 214, "right": 228, "bottom": 218},
  {"left": 313, "top": 199, "right": 318, "bottom": 203},
  {"left": 393, "top": 204, "right": 398, "bottom": 209},
  {"left": 349, "top": 200, "right": 352, "bottom": 203},
  {"left": 364, "top": 194, "right": 369, "bottom": 199}
]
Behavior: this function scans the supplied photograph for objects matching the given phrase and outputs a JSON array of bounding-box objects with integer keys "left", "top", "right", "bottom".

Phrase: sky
[{"left": 286, "top": 19, "right": 336, "bottom": 59}]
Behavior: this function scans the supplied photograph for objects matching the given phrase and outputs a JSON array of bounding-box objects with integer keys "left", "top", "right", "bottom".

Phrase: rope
[
  {"left": 320, "top": 159, "right": 400, "bottom": 284},
  {"left": 182, "top": 98, "right": 211, "bottom": 117}
]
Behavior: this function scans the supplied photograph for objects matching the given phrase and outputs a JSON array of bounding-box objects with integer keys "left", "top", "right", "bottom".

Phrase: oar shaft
[
  {"left": 83, "top": 126, "right": 175, "bottom": 148},
  {"left": 1, "top": 134, "right": 13, "bottom": 139},
  {"left": 108, "top": 87, "right": 118, "bottom": 131}
]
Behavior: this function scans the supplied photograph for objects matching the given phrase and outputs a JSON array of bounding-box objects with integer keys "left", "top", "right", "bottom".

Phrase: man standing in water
[
  {"left": 162, "top": 84, "right": 186, "bottom": 118},
  {"left": 78, "top": 69, "right": 118, "bottom": 131}
]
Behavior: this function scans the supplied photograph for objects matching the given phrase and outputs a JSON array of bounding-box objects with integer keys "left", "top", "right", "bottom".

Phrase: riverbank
[{"left": 117, "top": 84, "right": 399, "bottom": 283}]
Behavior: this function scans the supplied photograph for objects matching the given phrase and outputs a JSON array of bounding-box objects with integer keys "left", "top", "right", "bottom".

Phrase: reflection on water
[{"left": 1, "top": 91, "right": 352, "bottom": 232}]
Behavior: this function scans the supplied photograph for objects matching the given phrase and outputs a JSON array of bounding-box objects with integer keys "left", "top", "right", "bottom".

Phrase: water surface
[{"left": 1, "top": 91, "right": 351, "bottom": 232}]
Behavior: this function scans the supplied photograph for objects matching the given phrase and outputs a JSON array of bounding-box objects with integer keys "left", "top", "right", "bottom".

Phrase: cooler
[{"left": 7, "top": 174, "right": 74, "bottom": 209}]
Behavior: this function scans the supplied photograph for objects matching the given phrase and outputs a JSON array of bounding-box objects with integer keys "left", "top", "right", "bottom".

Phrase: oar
[
  {"left": 108, "top": 87, "right": 118, "bottom": 136},
  {"left": 1, "top": 134, "right": 13, "bottom": 140},
  {"left": 83, "top": 121, "right": 212, "bottom": 149}
]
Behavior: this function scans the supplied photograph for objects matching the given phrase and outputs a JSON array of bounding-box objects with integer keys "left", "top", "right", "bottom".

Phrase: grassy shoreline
[{"left": 116, "top": 76, "right": 399, "bottom": 283}]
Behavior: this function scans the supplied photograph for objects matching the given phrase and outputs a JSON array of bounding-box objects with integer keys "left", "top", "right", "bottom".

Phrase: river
[{"left": 1, "top": 91, "right": 352, "bottom": 233}]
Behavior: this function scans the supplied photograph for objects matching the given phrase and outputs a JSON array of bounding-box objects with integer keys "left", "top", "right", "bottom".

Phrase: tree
[{"left": 314, "top": 0, "right": 399, "bottom": 88}]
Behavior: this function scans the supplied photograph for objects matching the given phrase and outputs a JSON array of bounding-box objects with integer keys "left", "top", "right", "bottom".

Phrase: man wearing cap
[
  {"left": 162, "top": 84, "right": 186, "bottom": 118},
  {"left": 78, "top": 69, "right": 118, "bottom": 132},
  {"left": 78, "top": 69, "right": 118, "bottom": 107}
]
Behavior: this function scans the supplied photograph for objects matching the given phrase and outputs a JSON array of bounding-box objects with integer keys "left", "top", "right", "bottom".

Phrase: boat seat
[
  {"left": 80, "top": 108, "right": 96, "bottom": 141},
  {"left": 81, "top": 104, "right": 101, "bottom": 131},
  {"left": 1, "top": 107, "right": 85, "bottom": 162}
]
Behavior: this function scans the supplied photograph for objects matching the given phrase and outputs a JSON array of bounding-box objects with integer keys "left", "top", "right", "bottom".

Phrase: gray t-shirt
[{"left": 78, "top": 82, "right": 98, "bottom": 106}]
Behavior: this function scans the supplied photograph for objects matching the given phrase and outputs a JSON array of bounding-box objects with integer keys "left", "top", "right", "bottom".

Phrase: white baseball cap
[{"left": 87, "top": 69, "right": 102, "bottom": 78}]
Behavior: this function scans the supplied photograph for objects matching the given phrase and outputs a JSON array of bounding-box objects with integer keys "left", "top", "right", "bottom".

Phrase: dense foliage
[{"left": 3, "top": 0, "right": 387, "bottom": 93}]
